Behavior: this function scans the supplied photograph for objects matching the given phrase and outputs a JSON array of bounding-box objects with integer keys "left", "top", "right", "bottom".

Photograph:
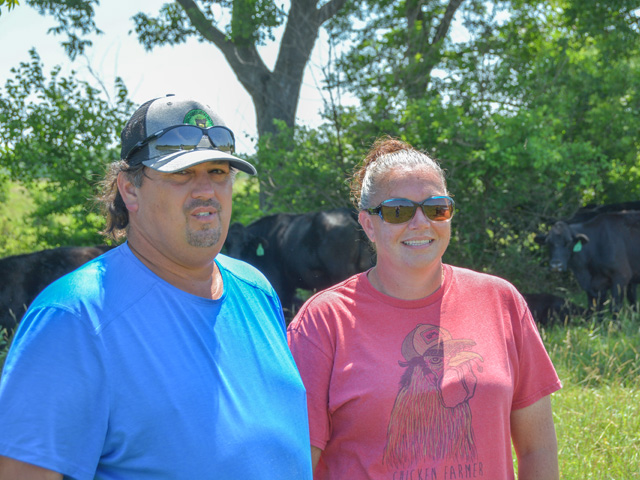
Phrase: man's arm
[
  {"left": 510, "top": 395, "right": 559, "bottom": 480},
  {"left": 0, "top": 456, "right": 62, "bottom": 480}
]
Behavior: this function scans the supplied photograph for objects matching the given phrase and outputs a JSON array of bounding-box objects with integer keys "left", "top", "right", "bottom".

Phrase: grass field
[{"left": 541, "top": 310, "right": 640, "bottom": 479}]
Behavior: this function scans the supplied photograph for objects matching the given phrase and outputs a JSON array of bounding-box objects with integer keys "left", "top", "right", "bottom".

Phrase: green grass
[
  {"left": 0, "top": 181, "right": 41, "bottom": 256},
  {"left": 539, "top": 310, "right": 640, "bottom": 478},
  {"left": 554, "top": 385, "right": 639, "bottom": 478}
]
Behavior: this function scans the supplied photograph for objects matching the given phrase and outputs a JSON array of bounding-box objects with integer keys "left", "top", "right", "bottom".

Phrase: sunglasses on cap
[
  {"left": 124, "top": 124, "right": 236, "bottom": 162},
  {"left": 366, "top": 196, "right": 455, "bottom": 224}
]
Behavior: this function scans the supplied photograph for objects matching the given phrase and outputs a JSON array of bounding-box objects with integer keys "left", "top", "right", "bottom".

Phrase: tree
[
  {"left": 25, "top": 0, "right": 351, "bottom": 139},
  {"left": 0, "top": 49, "right": 135, "bottom": 247},
  {"left": 23, "top": 0, "right": 356, "bottom": 210},
  {"left": 316, "top": 0, "right": 640, "bottom": 292}
]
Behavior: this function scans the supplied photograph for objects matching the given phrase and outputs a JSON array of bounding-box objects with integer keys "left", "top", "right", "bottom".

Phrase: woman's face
[{"left": 359, "top": 165, "right": 451, "bottom": 275}]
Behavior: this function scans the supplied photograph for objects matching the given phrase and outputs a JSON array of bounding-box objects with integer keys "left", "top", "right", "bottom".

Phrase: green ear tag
[
  {"left": 256, "top": 243, "right": 265, "bottom": 256},
  {"left": 573, "top": 241, "right": 582, "bottom": 253}
]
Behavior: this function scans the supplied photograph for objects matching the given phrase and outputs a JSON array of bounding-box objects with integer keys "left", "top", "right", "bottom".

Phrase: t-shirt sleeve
[
  {"left": 0, "top": 306, "right": 109, "bottom": 479},
  {"left": 511, "top": 304, "right": 562, "bottom": 410},
  {"left": 287, "top": 314, "right": 334, "bottom": 451}
]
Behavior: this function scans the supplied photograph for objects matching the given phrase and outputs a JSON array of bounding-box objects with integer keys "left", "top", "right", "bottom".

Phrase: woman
[{"left": 287, "top": 137, "right": 561, "bottom": 479}]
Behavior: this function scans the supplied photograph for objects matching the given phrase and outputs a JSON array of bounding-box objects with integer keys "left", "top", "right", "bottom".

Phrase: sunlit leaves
[{"left": 0, "top": 49, "right": 135, "bottom": 245}]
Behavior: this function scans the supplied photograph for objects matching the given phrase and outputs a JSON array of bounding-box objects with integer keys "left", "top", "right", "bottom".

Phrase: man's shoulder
[
  {"left": 217, "top": 253, "right": 275, "bottom": 294},
  {"left": 29, "top": 245, "right": 146, "bottom": 314}
]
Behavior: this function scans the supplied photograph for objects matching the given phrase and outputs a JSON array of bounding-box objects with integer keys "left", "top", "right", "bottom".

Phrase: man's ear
[
  {"left": 116, "top": 171, "right": 139, "bottom": 213},
  {"left": 358, "top": 210, "right": 376, "bottom": 243}
]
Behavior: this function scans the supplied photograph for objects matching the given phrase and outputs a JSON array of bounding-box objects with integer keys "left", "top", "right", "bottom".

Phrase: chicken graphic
[{"left": 383, "top": 324, "right": 484, "bottom": 469}]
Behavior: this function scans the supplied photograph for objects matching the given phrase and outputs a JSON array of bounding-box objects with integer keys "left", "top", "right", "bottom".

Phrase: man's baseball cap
[{"left": 120, "top": 94, "right": 257, "bottom": 175}]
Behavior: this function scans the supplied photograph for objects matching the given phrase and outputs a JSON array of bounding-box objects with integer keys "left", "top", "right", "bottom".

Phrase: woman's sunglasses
[
  {"left": 366, "top": 196, "right": 455, "bottom": 224},
  {"left": 124, "top": 125, "right": 236, "bottom": 162}
]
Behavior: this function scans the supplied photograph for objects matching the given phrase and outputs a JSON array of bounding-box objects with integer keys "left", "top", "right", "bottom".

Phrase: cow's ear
[
  {"left": 117, "top": 171, "right": 139, "bottom": 212},
  {"left": 572, "top": 233, "right": 589, "bottom": 252},
  {"left": 575, "top": 233, "right": 589, "bottom": 245},
  {"left": 248, "top": 236, "right": 269, "bottom": 256},
  {"left": 359, "top": 210, "right": 376, "bottom": 243}
]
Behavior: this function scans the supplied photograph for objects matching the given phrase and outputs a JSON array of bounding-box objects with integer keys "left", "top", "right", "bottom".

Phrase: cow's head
[
  {"left": 223, "top": 222, "right": 269, "bottom": 262},
  {"left": 535, "top": 221, "right": 589, "bottom": 272}
]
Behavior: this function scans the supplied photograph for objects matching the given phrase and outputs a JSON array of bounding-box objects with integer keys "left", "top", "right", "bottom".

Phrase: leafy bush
[{"left": 0, "top": 49, "right": 134, "bottom": 248}]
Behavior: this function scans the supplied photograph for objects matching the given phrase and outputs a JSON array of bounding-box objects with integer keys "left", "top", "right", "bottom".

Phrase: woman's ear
[
  {"left": 358, "top": 210, "right": 376, "bottom": 243},
  {"left": 117, "top": 171, "right": 139, "bottom": 213}
]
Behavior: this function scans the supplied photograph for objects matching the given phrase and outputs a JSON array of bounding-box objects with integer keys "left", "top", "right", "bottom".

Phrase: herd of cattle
[{"left": 2, "top": 201, "right": 639, "bottom": 330}]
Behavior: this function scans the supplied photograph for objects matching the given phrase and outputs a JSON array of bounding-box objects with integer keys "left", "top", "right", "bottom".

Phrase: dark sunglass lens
[
  {"left": 380, "top": 200, "right": 417, "bottom": 224},
  {"left": 422, "top": 198, "right": 454, "bottom": 221},
  {"left": 207, "top": 128, "right": 235, "bottom": 153},
  {"left": 156, "top": 126, "right": 202, "bottom": 151}
]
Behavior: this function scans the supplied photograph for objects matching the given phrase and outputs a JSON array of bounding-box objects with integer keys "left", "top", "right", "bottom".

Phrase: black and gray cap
[{"left": 120, "top": 94, "right": 257, "bottom": 175}]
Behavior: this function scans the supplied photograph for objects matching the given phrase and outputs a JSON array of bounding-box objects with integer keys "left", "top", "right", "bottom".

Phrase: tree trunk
[
  {"left": 177, "top": 0, "right": 348, "bottom": 209},
  {"left": 404, "top": 0, "right": 465, "bottom": 100}
]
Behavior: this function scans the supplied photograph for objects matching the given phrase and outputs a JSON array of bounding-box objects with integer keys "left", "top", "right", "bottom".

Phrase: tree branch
[
  {"left": 175, "top": 0, "right": 271, "bottom": 91},
  {"left": 318, "top": 0, "right": 350, "bottom": 24},
  {"left": 432, "top": 0, "right": 464, "bottom": 45}
]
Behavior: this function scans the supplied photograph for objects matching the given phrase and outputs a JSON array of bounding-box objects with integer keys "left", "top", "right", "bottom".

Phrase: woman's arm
[
  {"left": 311, "top": 445, "right": 322, "bottom": 472},
  {"left": 510, "top": 395, "right": 559, "bottom": 480}
]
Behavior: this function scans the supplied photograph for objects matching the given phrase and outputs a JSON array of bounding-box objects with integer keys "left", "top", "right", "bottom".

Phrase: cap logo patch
[{"left": 184, "top": 109, "right": 214, "bottom": 128}]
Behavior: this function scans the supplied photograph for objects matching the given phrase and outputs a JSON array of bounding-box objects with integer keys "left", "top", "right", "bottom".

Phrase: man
[{"left": 0, "top": 95, "right": 312, "bottom": 479}]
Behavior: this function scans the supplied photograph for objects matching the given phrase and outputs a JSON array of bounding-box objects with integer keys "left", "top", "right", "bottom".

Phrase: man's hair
[{"left": 97, "top": 160, "right": 146, "bottom": 242}]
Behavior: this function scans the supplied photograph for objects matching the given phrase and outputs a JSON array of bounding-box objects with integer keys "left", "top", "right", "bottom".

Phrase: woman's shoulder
[
  {"left": 447, "top": 264, "right": 522, "bottom": 298},
  {"left": 288, "top": 272, "right": 365, "bottom": 330}
]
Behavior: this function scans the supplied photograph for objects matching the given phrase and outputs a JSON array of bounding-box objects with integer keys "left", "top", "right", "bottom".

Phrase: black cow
[
  {"left": 566, "top": 200, "right": 640, "bottom": 224},
  {"left": 0, "top": 245, "right": 113, "bottom": 329},
  {"left": 535, "top": 212, "right": 640, "bottom": 313},
  {"left": 224, "top": 208, "right": 374, "bottom": 316},
  {"left": 522, "top": 293, "right": 585, "bottom": 326}
]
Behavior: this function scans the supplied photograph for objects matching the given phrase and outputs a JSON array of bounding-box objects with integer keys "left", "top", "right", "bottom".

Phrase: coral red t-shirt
[{"left": 288, "top": 264, "right": 561, "bottom": 480}]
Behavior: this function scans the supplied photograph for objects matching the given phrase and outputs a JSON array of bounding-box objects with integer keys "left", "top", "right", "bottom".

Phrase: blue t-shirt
[{"left": 0, "top": 244, "right": 312, "bottom": 479}]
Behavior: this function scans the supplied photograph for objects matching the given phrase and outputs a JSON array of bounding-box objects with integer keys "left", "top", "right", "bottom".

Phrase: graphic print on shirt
[{"left": 382, "top": 324, "right": 484, "bottom": 469}]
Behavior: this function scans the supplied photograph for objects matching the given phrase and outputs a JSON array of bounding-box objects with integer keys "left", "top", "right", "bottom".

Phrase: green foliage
[
  {"left": 132, "top": 0, "right": 287, "bottom": 50},
  {"left": 0, "top": 49, "right": 135, "bottom": 248},
  {"left": 26, "top": 0, "right": 101, "bottom": 59},
  {"left": 229, "top": 173, "right": 261, "bottom": 225},
  {"left": 0, "top": 325, "right": 15, "bottom": 373},
  {"left": 133, "top": 3, "right": 197, "bottom": 50},
  {"left": 229, "top": 0, "right": 285, "bottom": 45},
  {"left": 0, "top": 179, "right": 45, "bottom": 255},
  {"left": 0, "top": 0, "right": 20, "bottom": 15},
  {"left": 320, "top": 0, "right": 640, "bottom": 280},
  {"left": 249, "top": 118, "right": 362, "bottom": 215}
]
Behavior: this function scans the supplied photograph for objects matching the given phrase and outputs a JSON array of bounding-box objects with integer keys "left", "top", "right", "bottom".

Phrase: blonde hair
[{"left": 350, "top": 136, "right": 447, "bottom": 209}]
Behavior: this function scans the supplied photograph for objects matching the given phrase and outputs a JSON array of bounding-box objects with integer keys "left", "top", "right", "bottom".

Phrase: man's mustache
[{"left": 184, "top": 199, "right": 222, "bottom": 213}]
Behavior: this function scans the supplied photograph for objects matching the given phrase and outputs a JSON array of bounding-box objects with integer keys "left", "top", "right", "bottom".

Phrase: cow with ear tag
[
  {"left": 535, "top": 211, "right": 640, "bottom": 313},
  {"left": 224, "top": 208, "right": 374, "bottom": 319}
]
